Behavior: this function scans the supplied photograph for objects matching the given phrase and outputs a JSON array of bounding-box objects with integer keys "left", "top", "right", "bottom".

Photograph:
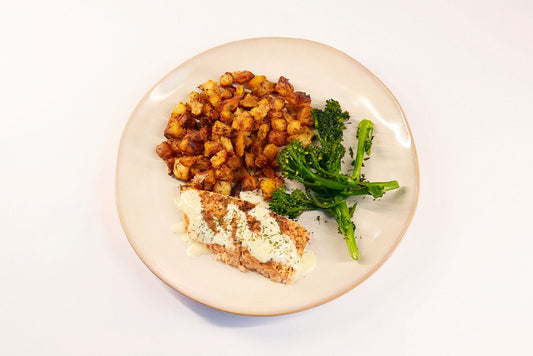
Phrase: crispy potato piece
[
  {"left": 297, "top": 106, "right": 314, "bottom": 126},
  {"left": 164, "top": 117, "right": 185, "bottom": 139},
  {"left": 179, "top": 155, "right": 199, "bottom": 168},
  {"left": 254, "top": 154, "right": 268, "bottom": 168},
  {"left": 275, "top": 76, "right": 294, "bottom": 96},
  {"left": 220, "top": 73, "right": 234, "bottom": 87},
  {"left": 247, "top": 75, "right": 266, "bottom": 89},
  {"left": 232, "top": 70, "right": 255, "bottom": 84},
  {"left": 165, "top": 157, "right": 176, "bottom": 175},
  {"left": 199, "top": 80, "right": 221, "bottom": 109},
  {"left": 220, "top": 87, "right": 235, "bottom": 100},
  {"left": 252, "top": 80, "right": 275, "bottom": 97},
  {"left": 262, "top": 143, "right": 279, "bottom": 161},
  {"left": 244, "top": 152, "right": 255, "bottom": 169},
  {"left": 287, "top": 120, "right": 302, "bottom": 135},
  {"left": 235, "top": 132, "right": 246, "bottom": 157},
  {"left": 214, "top": 164, "right": 234, "bottom": 181},
  {"left": 212, "top": 120, "right": 232, "bottom": 137},
  {"left": 156, "top": 141, "right": 173, "bottom": 159},
  {"left": 232, "top": 109, "right": 254, "bottom": 131},
  {"left": 270, "top": 97, "right": 285, "bottom": 112},
  {"left": 234, "top": 85, "right": 245, "bottom": 98},
  {"left": 178, "top": 137, "right": 203, "bottom": 155},
  {"left": 210, "top": 150, "right": 227, "bottom": 168},
  {"left": 204, "top": 140, "right": 223, "bottom": 157},
  {"left": 250, "top": 98, "right": 270, "bottom": 125},
  {"left": 271, "top": 118, "right": 287, "bottom": 131},
  {"left": 186, "top": 91, "right": 203, "bottom": 115},
  {"left": 260, "top": 177, "right": 284, "bottom": 200},
  {"left": 173, "top": 160, "right": 190, "bottom": 181},
  {"left": 268, "top": 130, "right": 288, "bottom": 147},
  {"left": 171, "top": 102, "right": 187, "bottom": 118},
  {"left": 234, "top": 166, "right": 249, "bottom": 182},
  {"left": 219, "top": 136, "right": 234, "bottom": 155},
  {"left": 239, "top": 93, "right": 259, "bottom": 108},
  {"left": 213, "top": 180, "right": 232, "bottom": 195},
  {"left": 288, "top": 127, "right": 315, "bottom": 147},
  {"left": 226, "top": 155, "right": 242, "bottom": 170},
  {"left": 257, "top": 123, "right": 270, "bottom": 141},
  {"left": 241, "top": 176, "right": 259, "bottom": 191}
]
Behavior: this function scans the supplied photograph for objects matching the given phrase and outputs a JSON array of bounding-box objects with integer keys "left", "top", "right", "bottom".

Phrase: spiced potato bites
[{"left": 156, "top": 71, "right": 315, "bottom": 199}]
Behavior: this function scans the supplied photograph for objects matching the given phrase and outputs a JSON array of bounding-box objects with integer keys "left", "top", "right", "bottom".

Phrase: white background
[{"left": 1, "top": 0, "right": 532, "bottom": 355}]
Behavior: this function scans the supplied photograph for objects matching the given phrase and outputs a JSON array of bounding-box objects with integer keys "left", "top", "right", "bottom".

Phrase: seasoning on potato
[{"left": 155, "top": 71, "right": 315, "bottom": 200}]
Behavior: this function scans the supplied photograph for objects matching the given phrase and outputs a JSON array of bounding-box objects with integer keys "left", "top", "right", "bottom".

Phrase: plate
[{"left": 115, "top": 37, "right": 419, "bottom": 316}]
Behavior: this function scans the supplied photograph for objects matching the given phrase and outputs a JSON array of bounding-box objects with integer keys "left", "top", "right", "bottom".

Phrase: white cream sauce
[{"left": 177, "top": 189, "right": 300, "bottom": 268}]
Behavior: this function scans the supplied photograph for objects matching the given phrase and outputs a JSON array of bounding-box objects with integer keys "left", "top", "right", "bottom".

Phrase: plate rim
[{"left": 115, "top": 36, "right": 420, "bottom": 316}]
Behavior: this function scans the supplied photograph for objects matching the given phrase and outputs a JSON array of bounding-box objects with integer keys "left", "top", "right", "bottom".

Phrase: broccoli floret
[{"left": 269, "top": 99, "right": 399, "bottom": 261}]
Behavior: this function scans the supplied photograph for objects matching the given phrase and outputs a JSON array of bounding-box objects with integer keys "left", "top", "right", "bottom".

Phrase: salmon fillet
[{"left": 178, "top": 187, "right": 310, "bottom": 284}]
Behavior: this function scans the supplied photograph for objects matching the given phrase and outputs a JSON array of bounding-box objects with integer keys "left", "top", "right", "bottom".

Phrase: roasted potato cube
[
  {"left": 214, "top": 164, "right": 234, "bottom": 181},
  {"left": 213, "top": 180, "right": 232, "bottom": 195},
  {"left": 220, "top": 87, "right": 235, "bottom": 100},
  {"left": 262, "top": 143, "right": 279, "bottom": 161},
  {"left": 252, "top": 80, "right": 275, "bottom": 97},
  {"left": 226, "top": 155, "right": 242, "bottom": 170},
  {"left": 260, "top": 177, "right": 284, "bottom": 200},
  {"left": 289, "top": 127, "right": 315, "bottom": 147},
  {"left": 199, "top": 80, "right": 221, "bottom": 109},
  {"left": 220, "top": 73, "right": 234, "bottom": 87},
  {"left": 186, "top": 91, "right": 203, "bottom": 115},
  {"left": 173, "top": 160, "right": 190, "bottom": 181},
  {"left": 250, "top": 98, "right": 270, "bottom": 124},
  {"left": 244, "top": 152, "right": 255, "bottom": 169},
  {"left": 271, "top": 118, "right": 287, "bottom": 131},
  {"left": 286, "top": 91, "right": 311, "bottom": 106},
  {"left": 189, "top": 172, "right": 210, "bottom": 189},
  {"left": 204, "top": 140, "right": 223, "bottom": 157},
  {"left": 178, "top": 137, "right": 204, "bottom": 155},
  {"left": 234, "top": 85, "right": 245, "bottom": 98},
  {"left": 247, "top": 75, "right": 266, "bottom": 89},
  {"left": 260, "top": 165, "right": 277, "bottom": 178},
  {"left": 235, "top": 132, "right": 246, "bottom": 157},
  {"left": 268, "top": 130, "right": 288, "bottom": 147},
  {"left": 287, "top": 120, "right": 303, "bottom": 135},
  {"left": 232, "top": 109, "right": 254, "bottom": 131},
  {"left": 192, "top": 156, "right": 210, "bottom": 170},
  {"left": 210, "top": 150, "right": 227, "bottom": 168},
  {"left": 179, "top": 155, "right": 199, "bottom": 167},
  {"left": 219, "top": 110, "right": 233, "bottom": 124},
  {"left": 164, "top": 117, "right": 185, "bottom": 139},
  {"left": 171, "top": 102, "right": 187, "bottom": 118},
  {"left": 255, "top": 154, "right": 268, "bottom": 168},
  {"left": 165, "top": 157, "right": 176, "bottom": 175},
  {"left": 219, "top": 136, "right": 234, "bottom": 155},
  {"left": 232, "top": 70, "right": 255, "bottom": 84},
  {"left": 270, "top": 97, "right": 285, "bottom": 111},
  {"left": 221, "top": 96, "right": 240, "bottom": 112},
  {"left": 257, "top": 123, "right": 270, "bottom": 141},
  {"left": 156, "top": 141, "right": 173, "bottom": 159},
  {"left": 204, "top": 168, "right": 216, "bottom": 187},
  {"left": 212, "top": 120, "right": 232, "bottom": 137},
  {"left": 239, "top": 93, "right": 258, "bottom": 108},
  {"left": 297, "top": 106, "right": 314, "bottom": 126},
  {"left": 275, "top": 76, "right": 294, "bottom": 96},
  {"left": 241, "top": 176, "right": 259, "bottom": 191}
]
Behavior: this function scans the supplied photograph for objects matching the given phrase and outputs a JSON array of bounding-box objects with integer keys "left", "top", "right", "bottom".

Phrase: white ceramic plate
[{"left": 116, "top": 37, "right": 419, "bottom": 316}]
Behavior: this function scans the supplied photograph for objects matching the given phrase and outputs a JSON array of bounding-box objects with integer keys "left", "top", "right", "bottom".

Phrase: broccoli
[{"left": 269, "top": 99, "right": 399, "bottom": 260}]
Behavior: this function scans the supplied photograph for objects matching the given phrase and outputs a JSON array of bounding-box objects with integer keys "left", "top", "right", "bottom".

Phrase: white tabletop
[{"left": 2, "top": 1, "right": 532, "bottom": 355}]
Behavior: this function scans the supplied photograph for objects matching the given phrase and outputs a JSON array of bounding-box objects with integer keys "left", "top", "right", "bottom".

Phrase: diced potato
[
  {"left": 268, "top": 130, "right": 288, "bottom": 147},
  {"left": 232, "top": 109, "right": 254, "bottom": 131},
  {"left": 164, "top": 117, "right": 184, "bottom": 139},
  {"left": 275, "top": 76, "right": 294, "bottom": 96},
  {"left": 214, "top": 164, "right": 234, "bottom": 181},
  {"left": 213, "top": 180, "right": 232, "bottom": 195},
  {"left": 189, "top": 172, "right": 209, "bottom": 190},
  {"left": 234, "top": 85, "right": 244, "bottom": 98},
  {"left": 252, "top": 80, "right": 275, "bottom": 97},
  {"left": 178, "top": 138, "right": 203, "bottom": 155},
  {"left": 270, "top": 97, "right": 285, "bottom": 111},
  {"left": 186, "top": 91, "right": 203, "bottom": 115},
  {"left": 233, "top": 166, "right": 249, "bottom": 182},
  {"left": 297, "top": 106, "right": 314, "bottom": 126},
  {"left": 199, "top": 80, "right": 221, "bottom": 109},
  {"left": 250, "top": 99, "right": 270, "bottom": 124},
  {"left": 220, "top": 87, "right": 235, "bottom": 100},
  {"left": 220, "top": 73, "right": 233, "bottom": 87},
  {"left": 260, "top": 177, "right": 284, "bottom": 200},
  {"left": 247, "top": 75, "right": 266, "bottom": 89},
  {"left": 226, "top": 155, "right": 242, "bottom": 170},
  {"left": 179, "top": 155, "right": 199, "bottom": 168},
  {"left": 219, "top": 136, "right": 234, "bottom": 155},
  {"left": 260, "top": 165, "right": 277, "bottom": 179},
  {"left": 192, "top": 156, "right": 210, "bottom": 170},
  {"left": 288, "top": 127, "right": 315, "bottom": 147},
  {"left": 257, "top": 123, "right": 270, "bottom": 141},
  {"left": 173, "top": 160, "right": 190, "bottom": 181},
  {"left": 232, "top": 70, "right": 254, "bottom": 84},
  {"left": 210, "top": 150, "right": 227, "bottom": 168},
  {"left": 262, "top": 144, "right": 279, "bottom": 161},
  {"left": 171, "top": 102, "right": 187, "bottom": 118},
  {"left": 239, "top": 93, "right": 258, "bottom": 108},
  {"left": 244, "top": 152, "right": 255, "bottom": 168},
  {"left": 156, "top": 141, "right": 173, "bottom": 159},
  {"left": 255, "top": 154, "right": 268, "bottom": 168},
  {"left": 204, "top": 140, "right": 223, "bottom": 157},
  {"left": 212, "top": 120, "right": 232, "bottom": 137},
  {"left": 219, "top": 110, "right": 234, "bottom": 124},
  {"left": 235, "top": 132, "right": 246, "bottom": 157},
  {"left": 271, "top": 118, "right": 287, "bottom": 131},
  {"left": 241, "top": 176, "right": 259, "bottom": 191},
  {"left": 287, "top": 120, "right": 302, "bottom": 135}
]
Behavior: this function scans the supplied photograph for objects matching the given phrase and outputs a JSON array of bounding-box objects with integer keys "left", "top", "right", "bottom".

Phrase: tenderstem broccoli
[{"left": 269, "top": 99, "right": 399, "bottom": 260}]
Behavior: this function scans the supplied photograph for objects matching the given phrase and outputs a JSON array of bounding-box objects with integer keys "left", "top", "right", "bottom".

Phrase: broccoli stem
[
  {"left": 352, "top": 119, "right": 373, "bottom": 181},
  {"left": 330, "top": 201, "right": 358, "bottom": 260}
]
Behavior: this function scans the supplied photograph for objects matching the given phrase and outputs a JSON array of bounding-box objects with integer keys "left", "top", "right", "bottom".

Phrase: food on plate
[
  {"left": 269, "top": 100, "right": 400, "bottom": 260},
  {"left": 177, "top": 187, "right": 310, "bottom": 284},
  {"left": 155, "top": 71, "right": 315, "bottom": 200}
]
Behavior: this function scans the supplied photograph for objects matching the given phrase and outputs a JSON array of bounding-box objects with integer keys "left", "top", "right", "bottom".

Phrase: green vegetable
[{"left": 269, "top": 99, "right": 399, "bottom": 260}]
